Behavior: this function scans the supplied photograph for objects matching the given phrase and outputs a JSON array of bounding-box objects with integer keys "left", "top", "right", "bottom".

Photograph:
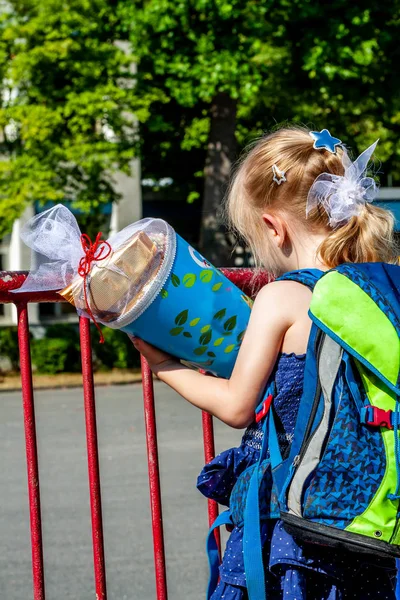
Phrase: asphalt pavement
[{"left": 0, "top": 382, "right": 240, "bottom": 600}]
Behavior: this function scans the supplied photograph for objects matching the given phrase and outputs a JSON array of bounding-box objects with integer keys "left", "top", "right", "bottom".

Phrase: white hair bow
[{"left": 306, "top": 140, "right": 379, "bottom": 227}]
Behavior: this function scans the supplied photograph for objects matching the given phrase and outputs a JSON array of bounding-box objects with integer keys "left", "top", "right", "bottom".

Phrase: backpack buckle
[
  {"left": 361, "top": 406, "right": 394, "bottom": 430},
  {"left": 255, "top": 394, "right": 273, "bottom": 423}
]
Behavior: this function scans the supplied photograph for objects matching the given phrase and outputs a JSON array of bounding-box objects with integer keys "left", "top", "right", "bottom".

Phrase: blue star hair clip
[
  {"left": 272, "top": 164, "right": 287, "bottom": 185},
  {"left": 309, "top": 129, "right": 342, "bottom": 154}
]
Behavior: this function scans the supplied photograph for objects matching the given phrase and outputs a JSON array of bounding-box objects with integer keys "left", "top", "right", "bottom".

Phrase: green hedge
[
  {"left": 92, "top": 326, "right": 140, "bottom": 370},
  {"left": 0, "top": 324, "right": 140, "bottom": 374},
  {"left": 0, "top": 326, "right": 20, "bottom": 371},
  {"left": 31, "top": 337, "right": 75, "bottom": 374}
]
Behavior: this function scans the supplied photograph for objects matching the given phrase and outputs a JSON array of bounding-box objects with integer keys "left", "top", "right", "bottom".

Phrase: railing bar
[
  {"left": 141, "top": 357, "right": 168, "bottom": 600},
  {"left": 202, "top": 411, "right": 222, "bottom": 555},
  {"left": 17, "top": 302, "right": 46, "bottom": 600},
  {"left": 79, "top": 317, "right": 107, "bottom": 599}
]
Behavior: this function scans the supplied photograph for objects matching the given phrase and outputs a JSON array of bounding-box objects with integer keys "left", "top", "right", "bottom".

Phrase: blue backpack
[{"left": 206, "top": 263, "right": 400, "bottom": 600}]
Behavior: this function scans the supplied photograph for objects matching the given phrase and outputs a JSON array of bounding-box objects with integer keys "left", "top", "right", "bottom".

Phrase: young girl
[{"left": 131, "top": 126, "right": 398, "bottom": 599}]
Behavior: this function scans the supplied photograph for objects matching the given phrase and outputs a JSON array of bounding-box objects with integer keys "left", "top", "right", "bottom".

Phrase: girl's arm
[{"left": 132, "top": 281, "right": 303, "bottom": 428}]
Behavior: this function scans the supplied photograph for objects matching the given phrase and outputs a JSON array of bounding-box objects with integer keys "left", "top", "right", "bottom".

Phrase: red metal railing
[{"left": 0, "top": 269, "right": 269, "bottom": 600}]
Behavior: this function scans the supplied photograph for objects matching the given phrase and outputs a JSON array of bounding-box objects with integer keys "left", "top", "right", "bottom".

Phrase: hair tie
[{"left": 306, "top": 140, "right": 379, "bottom": 227}]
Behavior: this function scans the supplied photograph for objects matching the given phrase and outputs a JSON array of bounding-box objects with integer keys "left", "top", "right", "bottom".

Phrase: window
[{"left": 39, "top": 303, "right": 57, "bottom": 318}]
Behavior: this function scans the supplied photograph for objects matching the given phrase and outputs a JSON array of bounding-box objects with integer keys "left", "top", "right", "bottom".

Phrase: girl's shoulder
[
  {"left": 255, "top": 279, "right": 312, "bottom": 319},
  {"left": 253, "top": 280, "right": 313, "bottom": 355}
]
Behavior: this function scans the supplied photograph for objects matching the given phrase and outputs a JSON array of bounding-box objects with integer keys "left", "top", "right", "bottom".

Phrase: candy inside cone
[{"left": 59, "top": 231, "right": 163, "bottom": 322}]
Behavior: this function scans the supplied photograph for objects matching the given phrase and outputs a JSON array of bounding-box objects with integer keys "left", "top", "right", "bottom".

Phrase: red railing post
[
  {"left": 202, "top": 411, "right": 222, "bottom": 555},
  {"left": 79, "top": 316, "right": 107, "bottom": 599},
  {"left": 141, "top": 356, "right": 168, "bottom": 600},
  {"left": 17, "top": 302, "right": 46, "bottom": 600}
]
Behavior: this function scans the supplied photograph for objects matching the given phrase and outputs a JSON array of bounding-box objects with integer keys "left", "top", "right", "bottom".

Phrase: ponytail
[{"left": 319, "top": 204, "right": 399, "bottom": 267}]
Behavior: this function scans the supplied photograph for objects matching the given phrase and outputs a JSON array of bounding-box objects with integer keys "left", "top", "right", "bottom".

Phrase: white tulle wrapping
[
  {"left": 12, "top": 204, "right": 176, "bottom": 327},
  {"left": 306, "top": 140, "right": 379, "bottom": 227},
  {"left": 14, "top": 205, "right": 85, "bottom": 292}
]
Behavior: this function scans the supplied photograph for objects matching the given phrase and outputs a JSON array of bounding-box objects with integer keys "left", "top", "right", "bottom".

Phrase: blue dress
[{"left": 197, "top": 353, "right": 397, "bottom": 599}]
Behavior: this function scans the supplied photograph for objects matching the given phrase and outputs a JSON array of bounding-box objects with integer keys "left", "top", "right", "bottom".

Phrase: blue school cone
[{"left": 114, "top": 223, "right": 252, "bottom": 379}]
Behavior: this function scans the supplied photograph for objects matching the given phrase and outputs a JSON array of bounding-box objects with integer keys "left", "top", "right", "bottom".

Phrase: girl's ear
[{"left": 262, "top": 213, "right": 288, "bottom": 249}]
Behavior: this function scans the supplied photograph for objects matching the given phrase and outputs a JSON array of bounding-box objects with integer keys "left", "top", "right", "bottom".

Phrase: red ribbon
[{"left": 78, "top": 232, "right": 112, "bottom": 344}]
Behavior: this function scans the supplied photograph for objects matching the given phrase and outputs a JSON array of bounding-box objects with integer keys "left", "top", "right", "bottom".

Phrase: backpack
[{"left": 206, "top": 263, "right": 400, "bottom": 600}]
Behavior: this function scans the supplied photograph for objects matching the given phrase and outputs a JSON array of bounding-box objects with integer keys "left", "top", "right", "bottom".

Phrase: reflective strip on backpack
[{"left": 287, "top": 335, "right": 342, "bottom": 517}]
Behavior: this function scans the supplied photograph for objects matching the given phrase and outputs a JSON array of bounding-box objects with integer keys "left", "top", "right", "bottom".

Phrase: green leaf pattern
[
  {"left": 200, "top": 269, "right": 213, "bottom": 283},
  {"left": 183, "top": 273, "right": 196, "bottom": 287},
  {"left": 170, "top": 326, "right": 184, "bottom": 336},
  {"left": 199, "top": 330, "right": 212, "bottom": 345},
  {"left": 167, "top": 268, "right": 246, "bottom": 368},
  {"left": 171, "top": 274, "right": 180, "bottom": 287},
  {"left": 194, "top": 346, "right": 207, "bottom": 356},
  {"left": 175, "top": 309, "right": 188, "bottom": 325},
  {"left": 212, "top": 282, "right": 223, "bottom": 292}
]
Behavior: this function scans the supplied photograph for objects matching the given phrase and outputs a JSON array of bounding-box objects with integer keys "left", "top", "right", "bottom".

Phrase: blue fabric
[
  {"left": 209, "top": 520, "right": 397, "bottom": 599},
  {"left": 197, "top": 353, "right": 306, "bottom": 511},
  {"left": 276, "top": 268, "right": 323, "bottom": 291},
  {"left": 207, "top": 511, "right": 233, "bottom": 599},
  {"left": 242, "top": 407, "right": 276, "bottom": 600},
  {"left": 198, "top": 353, "right": 307, "bottom": 590},
  {"left": 302, "top": 377, "right": 386, "bottom": 527},
  {"left": 198, "top": 352, "right": 397, "bottom": 598},
  {"left": 229, "top": 456, "right": 279, "bottom": 526},
  {"left": 243, "top": 440, "right": 267, "bottom": 599},
  {"left": 396, "top": 559, "right": 400, "bottom": 599}
]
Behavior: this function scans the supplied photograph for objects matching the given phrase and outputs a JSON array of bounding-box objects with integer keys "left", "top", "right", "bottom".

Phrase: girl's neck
[{"left": 283, "top": 230, "right": 329, "bottom": 273}]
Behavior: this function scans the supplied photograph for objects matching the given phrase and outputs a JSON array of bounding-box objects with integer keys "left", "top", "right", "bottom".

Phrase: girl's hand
[{"left": 129, "top": 336, "right": 174, "bottom": 371}]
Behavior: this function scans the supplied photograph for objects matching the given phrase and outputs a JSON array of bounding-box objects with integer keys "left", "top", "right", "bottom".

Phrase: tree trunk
[{"left": 199, "top": 92, "right": 237, "bottom": 267}]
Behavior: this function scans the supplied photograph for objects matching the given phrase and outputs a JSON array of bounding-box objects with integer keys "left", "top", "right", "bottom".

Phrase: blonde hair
[{"left": 226, "top": 126, "right": 398, "bottom": 273}]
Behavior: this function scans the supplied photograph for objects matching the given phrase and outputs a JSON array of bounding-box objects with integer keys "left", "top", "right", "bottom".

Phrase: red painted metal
[
  {"left": 141, "top": 356, "right": 168, "bottom": 600},
  {"left": 79, "top": 316, "right": 107, "bottom": 600},
  {"left": 221, "top": 268, "right": 272, "bottom": 298},
  {"left": 202, "top": 411, "right": 222, "bottom": 552},
  {"left": 0, "top": 271, "right": 63, "bottom": 304},
  {"left": 0, "top": 267, "right": 267, "bottom": 600},
  {"left": 17, "top": 302, "right": 46, "bottom": 600},
  {"left": 0, "top": 268, "right": 268, "bottom": 303}
]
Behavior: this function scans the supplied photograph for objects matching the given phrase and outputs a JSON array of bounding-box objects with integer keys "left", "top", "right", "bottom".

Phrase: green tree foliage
[
  {"left": 128, "top": 0, "right": 400, "bottom": 263},
  {"left": 0, "top": 0, "right": 162, "bottom": 238},
  {"left": 127, "top": 0, "right": 294, "bottom": 264},
  {"left": 285, "top": 2, "right": 400, "bottom": 166}
]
